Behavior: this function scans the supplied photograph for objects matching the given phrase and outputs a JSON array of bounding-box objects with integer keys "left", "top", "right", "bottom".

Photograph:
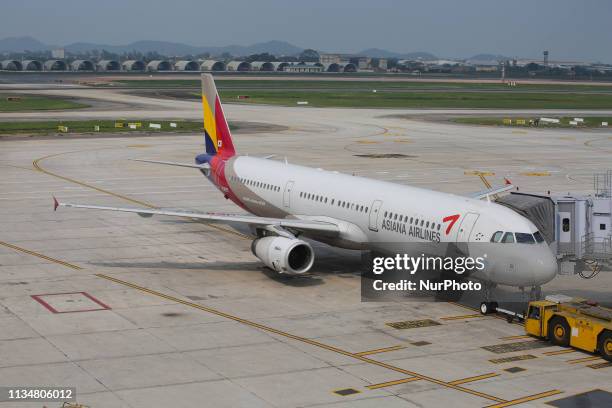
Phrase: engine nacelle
[{"left": 251, "top": 236, "right": 315, "bottom": 275}]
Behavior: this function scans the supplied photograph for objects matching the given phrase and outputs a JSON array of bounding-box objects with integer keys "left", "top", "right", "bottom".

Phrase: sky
[{"left": 1, "top": 0, "right": 610, "bottom": 62}]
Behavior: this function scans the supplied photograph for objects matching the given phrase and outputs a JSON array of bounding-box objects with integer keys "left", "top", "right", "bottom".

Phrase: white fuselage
[{"left": 219, "top": 156, "right": 558, "bottom": 287}]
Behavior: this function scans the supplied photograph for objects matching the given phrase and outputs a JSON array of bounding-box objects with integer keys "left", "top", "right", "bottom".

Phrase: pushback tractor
[{"left": 521, "top": 295, "right": 612, "bottom": 361}]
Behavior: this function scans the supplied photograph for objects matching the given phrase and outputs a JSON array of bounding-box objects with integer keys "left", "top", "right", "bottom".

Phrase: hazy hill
[
  {"left": 0, "top": 36, "right": 50, "bottom": 52},
  {"left": 63, "top": 40, "right": 303, "bottom": 57}
]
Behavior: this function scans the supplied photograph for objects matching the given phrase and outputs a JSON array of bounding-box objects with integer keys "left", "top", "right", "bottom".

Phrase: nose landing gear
[
  {"left": 479, "top": 281, "right": 498, "bottom": 315},
  {"left": 480, "top": 301, "right": 498, "bottom": 315},
  {"left": 530, "top": 285, "right": 542, "bottom": 301}
]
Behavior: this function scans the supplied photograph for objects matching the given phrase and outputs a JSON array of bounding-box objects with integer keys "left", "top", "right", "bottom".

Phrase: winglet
[
  {"left": 53, "top": 196, "right": 59, "bottom": 211},
  {"left": 504, "top": 177, "right": 512, "bottom": 185}
]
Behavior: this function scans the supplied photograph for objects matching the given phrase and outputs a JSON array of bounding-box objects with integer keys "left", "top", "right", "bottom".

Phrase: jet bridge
[{"left": 495, "top": 170, "right": 612, "bottom": 278}]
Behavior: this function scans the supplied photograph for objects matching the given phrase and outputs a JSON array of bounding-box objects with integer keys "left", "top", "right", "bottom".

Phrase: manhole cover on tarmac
[
  {"left": 333, "top": 388, "right": 361, "bottom": 396},
  {"left": 546, "top": 389, "right": 612, "bottom": 408},
  {"left": 504, "top": 367, "right": 526, "bottom": 373}
]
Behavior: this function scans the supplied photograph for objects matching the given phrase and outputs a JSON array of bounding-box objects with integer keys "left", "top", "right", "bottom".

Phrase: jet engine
[{"left": 251, "top": 236, "right": 315, "bottom": 275}]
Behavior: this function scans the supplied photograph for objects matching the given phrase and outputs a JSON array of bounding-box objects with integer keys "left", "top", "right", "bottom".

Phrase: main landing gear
[
  {"left": 480, "top": 284, "right": 544, "bottom": 315},
  {"left": 519, "top": 285, "right": 543, "bottom": 302}
]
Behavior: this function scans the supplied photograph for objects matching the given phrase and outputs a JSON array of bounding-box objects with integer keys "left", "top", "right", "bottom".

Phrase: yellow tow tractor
[{"left": 510, "top": 295, "right": 612, "bottom": 361}]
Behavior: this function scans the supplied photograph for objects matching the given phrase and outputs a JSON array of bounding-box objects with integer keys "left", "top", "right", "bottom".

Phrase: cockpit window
[
  {"left": 515, "top": 233, "right": 536, "bottom": 244},
  {"left": 502, "top": 232, "right": 515, "bottom": 243},
  {"left": 490, "top": 231, "right": 503, "bottom": 243},
  {"left": 533, "top": 231, "right": 545, "bottom": 243}
]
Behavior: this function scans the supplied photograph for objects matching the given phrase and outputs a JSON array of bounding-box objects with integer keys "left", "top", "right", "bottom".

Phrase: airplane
[{"left": 54, "top": 74, "right": 558, "bottom": 315}]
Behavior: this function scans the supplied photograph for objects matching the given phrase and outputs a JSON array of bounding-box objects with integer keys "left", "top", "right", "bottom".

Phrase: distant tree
[
  {"left": 278, "top": 55, "right": 298, "bottom": 62},
  {"left": 299, "top": 49, "right": 320, "bottom": 62},
  {"left": 245, "top": 53, "right": 276, "bottom": 62},
  {"left": 144, "top": 51, "right": 166, "bottom": 62},
  {"left": 100, "top": 49, "right": 120, "bottom": 60}
]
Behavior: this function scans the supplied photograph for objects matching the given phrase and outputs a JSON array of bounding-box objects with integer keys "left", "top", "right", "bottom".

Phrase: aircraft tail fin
[{"left": 201, "top": 73, "right": 236, "bottom": 158}]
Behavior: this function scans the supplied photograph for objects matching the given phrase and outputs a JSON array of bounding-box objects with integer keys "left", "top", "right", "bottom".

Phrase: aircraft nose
[{"left": 530, "top": 246, "right": 558, "bottom": 285}]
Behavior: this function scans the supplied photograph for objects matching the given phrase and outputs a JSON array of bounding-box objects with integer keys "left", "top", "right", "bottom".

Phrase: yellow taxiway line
[
  {"left": 484, "top": 390, "right": 562, "bottom": 408},
  {"left": 448, "top": 372, "right": 500, "bottom": 385},
  {"left": 366, "top": 377, "right": 421, "bottom": 389},
  {"left": 499, "top": 335, "right": 531, "bottom": 341},
  {"left": 567, "top": 356, "right": 603, "bottom": 364},
  {"left": 0, "top": 240, "right": 82, "bottom": 270},
  {"left": 355, "top": 345, "right": 406, "bottom": 356},
  {"left": 542, "top": 349, "right": 578, "bottom": 356}
]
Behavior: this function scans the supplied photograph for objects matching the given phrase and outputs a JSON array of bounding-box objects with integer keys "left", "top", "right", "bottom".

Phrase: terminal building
[{"left": 0, "top": 57, "right": 361, "bottom": 73}]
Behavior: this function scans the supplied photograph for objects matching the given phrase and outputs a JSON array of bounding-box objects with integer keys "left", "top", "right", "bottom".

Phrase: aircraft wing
[
  {"left": 469, "top": 184, "right": 514, "bottom": 200},
  {"left": 53, "top": 198, "right": 339, "bottom": 235}
]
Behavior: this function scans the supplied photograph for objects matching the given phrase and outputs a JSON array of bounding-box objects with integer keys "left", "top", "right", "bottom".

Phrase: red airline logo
[{"left": 442, "top": 214, "right": 460, "bottom": 235}]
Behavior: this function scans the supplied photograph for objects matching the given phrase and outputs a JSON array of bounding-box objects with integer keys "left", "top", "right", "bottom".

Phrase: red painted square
[{"left": 31, "top": 292, "right": 111, "bottom": 314}]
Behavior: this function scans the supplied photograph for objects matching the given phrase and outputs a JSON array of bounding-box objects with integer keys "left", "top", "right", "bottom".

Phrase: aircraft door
[
  {"left": 456, "top": 212, "right": 480, "bottom": 243},
  {"left": 368, "top": 200, "right": 383, "bottom": 231},
  {"left": 283, "top": 181, "right": 294, "bottom": 208}
]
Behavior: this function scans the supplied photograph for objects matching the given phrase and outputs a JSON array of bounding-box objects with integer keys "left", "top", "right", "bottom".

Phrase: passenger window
[
  {"left": 426, "top": 221, "right": 430, "bottom": 228},
  {"left": 502, "top": 232, "right": 515, "bottom": 243},
  {"left": 420, "top": 220, "right": 424, "bottom": 226},
  {"left": 490, "top": 231, "right": 503, "bottom": 243},
  {"left": 533, "top": 231, "right": 545, "bottom": 243},
  {"left": 562, "top": 217, "right": 570, "bottom": 232},
  {"left": 515, "top": 233, "right": 535, "bottom": 244},
  {"left": 365, "top": 207, "right": 368, "bottom": 212},
  {"left": 600, "top": 223, "right": 606, "bottom": 230}
]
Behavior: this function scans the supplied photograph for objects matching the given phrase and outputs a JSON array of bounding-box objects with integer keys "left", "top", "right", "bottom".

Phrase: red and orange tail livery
[{"left": 200, "top": 74, "right": 236, "bottom": 160}]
